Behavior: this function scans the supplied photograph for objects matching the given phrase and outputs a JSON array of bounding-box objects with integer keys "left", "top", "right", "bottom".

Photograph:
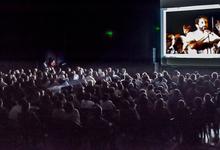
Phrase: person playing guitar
[{"left": 185, "top": 16, "right": 220, "bottom": 54}]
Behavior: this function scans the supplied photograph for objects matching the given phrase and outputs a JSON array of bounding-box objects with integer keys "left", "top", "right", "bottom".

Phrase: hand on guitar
[
  {"left": 187, "top": 30, "right": 220, "bottom": 50},
  {"left": 188, "top": 40, "right": 212, "bottom": 50}
]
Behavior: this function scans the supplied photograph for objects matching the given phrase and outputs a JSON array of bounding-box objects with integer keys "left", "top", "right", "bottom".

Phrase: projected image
[{"left": 163, "top": 5, "right": 220, "bottom": 58}]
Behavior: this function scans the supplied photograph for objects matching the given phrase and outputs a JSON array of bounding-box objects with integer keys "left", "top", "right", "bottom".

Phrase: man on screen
[
  {"left": 185, "top": 16, "right": 220, "bottom": 54},
  {"left": 166, "top": 34, "right": 176, "bottom": 54},
  {"left": 179, "top": 24, "right": 191, "bottom": 54},
  {"left": 166, "top": 25, "right": 191, "bottom": 54}
]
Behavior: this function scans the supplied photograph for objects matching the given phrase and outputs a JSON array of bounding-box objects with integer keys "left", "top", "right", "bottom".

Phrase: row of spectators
[{"left": 0, "top": 64, "right": 220, "bottom": 148}]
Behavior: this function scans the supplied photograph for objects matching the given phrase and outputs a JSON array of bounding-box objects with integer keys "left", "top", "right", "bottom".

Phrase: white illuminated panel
[{"left": 161, "top": 4, "right": 220, "bottom": 58}]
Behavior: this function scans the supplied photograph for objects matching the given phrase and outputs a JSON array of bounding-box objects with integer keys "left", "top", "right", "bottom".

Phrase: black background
[
  {"left": 167, "top": 9, "right": 220, "bottom": 35},
  {"left": 0, "top": 1, "right": 160, "bottom": 63}
]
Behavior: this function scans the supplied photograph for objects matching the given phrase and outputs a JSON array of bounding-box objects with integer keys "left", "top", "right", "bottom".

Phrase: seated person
[{"left": 166, "top": 34, "right": 176, "bottom": 54}]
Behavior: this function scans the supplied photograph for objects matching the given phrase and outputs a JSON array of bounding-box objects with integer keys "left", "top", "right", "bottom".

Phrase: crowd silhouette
[{"left": 0, "top": 63, "right": 220, "bottom": 149}]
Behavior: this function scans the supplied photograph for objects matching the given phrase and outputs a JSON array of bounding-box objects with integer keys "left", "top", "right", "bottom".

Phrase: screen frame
[{"left": 161, "top": 4, "right": 220, "bottom": 59}]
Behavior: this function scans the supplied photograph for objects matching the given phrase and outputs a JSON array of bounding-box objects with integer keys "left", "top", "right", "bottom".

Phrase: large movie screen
[{"left": 162, "top": 4, "right": 220, "bottom": 58}]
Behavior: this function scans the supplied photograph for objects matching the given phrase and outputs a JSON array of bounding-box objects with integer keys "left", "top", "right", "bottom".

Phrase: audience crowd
[{"left": 0, "top": 63, "right": 220, "bottom": 149}]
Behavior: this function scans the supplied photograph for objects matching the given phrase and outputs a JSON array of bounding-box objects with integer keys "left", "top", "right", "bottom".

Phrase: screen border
[{"left": 161, "top": 4, "right": 220, "bottom": 59}]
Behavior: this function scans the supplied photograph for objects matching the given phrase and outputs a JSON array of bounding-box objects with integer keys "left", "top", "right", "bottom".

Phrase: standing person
[{"left": 180, "top": 24, "right": 192, "bottom": 53}]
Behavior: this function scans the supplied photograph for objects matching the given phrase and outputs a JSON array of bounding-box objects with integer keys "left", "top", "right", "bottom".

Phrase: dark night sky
[{"left": 0, "top": 1, "right": 160, "bottom": 63}]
